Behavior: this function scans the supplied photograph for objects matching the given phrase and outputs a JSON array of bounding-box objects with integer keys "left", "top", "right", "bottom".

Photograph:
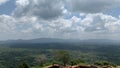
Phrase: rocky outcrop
[{"left": 49, "top": 65, "right": 98, "bottom": 68}]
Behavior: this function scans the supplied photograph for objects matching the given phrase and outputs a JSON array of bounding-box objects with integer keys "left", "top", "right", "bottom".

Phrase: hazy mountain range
[{"left": 0, "top": 38, "right": 120, "bottom": 45}]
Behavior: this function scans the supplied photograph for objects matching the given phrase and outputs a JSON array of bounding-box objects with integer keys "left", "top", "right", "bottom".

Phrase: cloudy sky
[{"left": 0, "top": 0, "right": 120, "bottom": 40}]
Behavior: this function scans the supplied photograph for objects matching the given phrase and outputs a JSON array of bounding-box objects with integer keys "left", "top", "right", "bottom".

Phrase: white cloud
[
  {"left": 0, "top": 0, "right": 9, "bottom": 5},
  {"left": 13, "top": 0, "right": 63, "bottom": 20},
  {"left": 0, "top": 15, "right": 16, "bottom": 33},
  {"left": 1, "top": 12, "right": 120, "bottom": 40},
  {"left": 1, "top": 0, "right": 120, "bottom": 40},
  {"left": 80, "top": 13, "right": 119, "bottom": 33},
  {"left": 16, "top": 0, "right": 29, "bottom": 7},
  {"left": 66, "top": 0, "right": 120, "bottom": 13}
]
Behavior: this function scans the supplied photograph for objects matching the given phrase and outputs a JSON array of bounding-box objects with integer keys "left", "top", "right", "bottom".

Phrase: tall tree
[{"left": 54, "top": 50, "right": 70, "bottom": 66}]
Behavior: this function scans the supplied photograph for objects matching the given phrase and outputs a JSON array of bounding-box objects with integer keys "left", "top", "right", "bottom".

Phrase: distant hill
[{"left": 0, "top": 38, "right": 120, "bottom": 45}]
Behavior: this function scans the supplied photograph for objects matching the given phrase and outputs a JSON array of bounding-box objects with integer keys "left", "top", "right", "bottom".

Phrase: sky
[{"left": 0, "top": 0, "right": 120, "bottom": 40}]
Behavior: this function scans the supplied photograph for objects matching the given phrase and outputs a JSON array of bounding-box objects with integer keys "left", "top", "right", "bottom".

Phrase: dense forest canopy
[{"left": 0, "top": 39, "right": 119, "bottom": 68}]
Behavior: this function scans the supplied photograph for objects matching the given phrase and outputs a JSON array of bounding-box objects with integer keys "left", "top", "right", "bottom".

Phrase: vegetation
[
  {"left": 94, "top": 61, "right": 116, "bottom": 67},
  {"left": 18, "top": 62, "right": 30, "bottom": 68},
  {"left": 54, "top": 50, "right": 70, "bottom": 66},
  {"left": 34, "top": 55, "right": 47, "bottom": 66},
  {"left": 0, "top": 42, "right": 119, "bottom": 68},
  {"left": 70, "top": 58, "right": 86, "bottom": 66}
]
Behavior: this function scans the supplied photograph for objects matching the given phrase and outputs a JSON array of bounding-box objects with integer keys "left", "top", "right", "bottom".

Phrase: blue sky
[
  {"left": 0, "top": 0, "right": 120, "bottom": 40},
  {"left": 0, "top": 0, "right": 16, "bottom": 15}
]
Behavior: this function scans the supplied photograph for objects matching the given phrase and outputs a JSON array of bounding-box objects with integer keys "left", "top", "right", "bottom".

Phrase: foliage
[
  {"left": 18, "top": 62, "right": 30, "bottom": 68},
  {"left": 34, "top": 54, "right": 47, "bottom": 66},
  {"left": 94, "top": 61, "right": 116, "bottom": 67},
  {"left": 0, "top": 43, "right": 119, "bottom": 68},
  {"left": 70, "top": 58, "right": 86, "bottom": 66},
  {"left": 54, "top": 50, "right": 71, "bottom": 66}
]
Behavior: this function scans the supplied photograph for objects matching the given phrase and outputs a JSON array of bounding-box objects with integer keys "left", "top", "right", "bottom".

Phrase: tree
[
  {"left": 70, "top": 58, "right": 86, "bottom": 66},
  {"left": 54, "top": 50, "right": 71, "bottom": 66},
  {"left": 34, "top": 54, "right": 47, "bottom": 66},
  {"left": 18, "top": 62, "right": 30, "bottom": 68}
]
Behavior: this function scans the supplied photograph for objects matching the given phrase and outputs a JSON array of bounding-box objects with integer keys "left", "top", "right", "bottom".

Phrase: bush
[
  {"left": 70, "top": 59, "right": 86, "bottom": 66},
  {"left": 94, "top": 61, "right": 116, "bottom": 67},
  {"left": 18, "top": 62, "right": 30, "bottom": 68}
]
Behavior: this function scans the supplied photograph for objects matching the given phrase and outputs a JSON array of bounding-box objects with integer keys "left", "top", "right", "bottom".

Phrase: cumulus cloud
[
  {"left": 13, "top": 0, "right": 63, "bottom": 20},
  {"left": 1, "top": 0, "right": 120, "bottom": 40},
  {"left": 1, "top": 12, "right": 120, "bottom": 40},
  {"left": 0, "top": 0, "right": 9, "bottom": 5},
  {"left": 81, "top": 13, "right": 117, "bottom": 32},
  {"left": 66, "top": 0, "right": 120, "bottom": 13},
  {"left": 0, "top": 15, "right": 16, "bottom": 33}
]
